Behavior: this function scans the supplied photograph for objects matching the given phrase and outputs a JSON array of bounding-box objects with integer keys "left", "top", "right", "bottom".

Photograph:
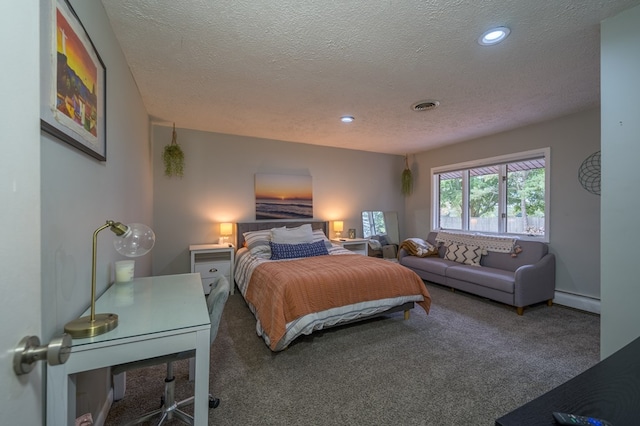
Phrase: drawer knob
[{"left": 209, "top": 268, "right": 218, "bottom": 273}]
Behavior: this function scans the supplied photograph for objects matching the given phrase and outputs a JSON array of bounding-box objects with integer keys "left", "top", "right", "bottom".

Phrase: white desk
[{"left": 47, "top": 273, "right": 211, "bottom": 426}]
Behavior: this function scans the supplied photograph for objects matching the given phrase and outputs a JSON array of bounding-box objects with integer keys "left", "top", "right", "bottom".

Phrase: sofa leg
[
  {"left": 516, "top": 307, "right": 524, "bottom": 315},
  {"left": 404, "top": 309, "right": 410, "bottom": 320},
  {"left": 547, "top": 299, "right": 553, "bottom": 307}
]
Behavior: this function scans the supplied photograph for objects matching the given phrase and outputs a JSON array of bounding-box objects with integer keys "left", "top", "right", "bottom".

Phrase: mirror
[{"left": 361, "top": 211, "right": 399, "bottom": 245}]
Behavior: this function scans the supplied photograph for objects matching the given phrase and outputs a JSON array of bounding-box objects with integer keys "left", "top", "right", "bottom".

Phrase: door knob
[{"left": 13, "top": 334, "right": 72, "bottom": 376}]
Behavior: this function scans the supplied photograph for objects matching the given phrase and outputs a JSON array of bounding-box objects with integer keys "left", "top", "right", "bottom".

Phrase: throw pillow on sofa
[{"left": 444, "top": 243, "right": 483, "bottom": 266}]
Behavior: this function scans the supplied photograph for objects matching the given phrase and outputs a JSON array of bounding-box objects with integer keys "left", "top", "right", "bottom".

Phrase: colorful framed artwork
[
  {"left": 41, "top": 0, "right": 107, "bottom": 161},
  {"left": 255, "top": 174, "right": 313, "bottom": 220}
]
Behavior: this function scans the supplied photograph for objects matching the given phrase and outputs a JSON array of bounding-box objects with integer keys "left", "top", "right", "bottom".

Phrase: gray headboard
[{"left": 236, "top": 220, "right": 328, "bottom": 248}]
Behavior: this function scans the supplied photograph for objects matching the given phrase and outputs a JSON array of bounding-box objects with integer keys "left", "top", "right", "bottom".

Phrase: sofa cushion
[
  {"left": 445, "top": 265, "right": 515, "bottom": 293},
  {"left": 444, "top": 243, "right": 483, "bottom": 266},
  {"left": 479, "top": 240, "right": 548, "bottom": 271},
  {"left": 400, "top": 256, "right": 457, "bottom": 276}
]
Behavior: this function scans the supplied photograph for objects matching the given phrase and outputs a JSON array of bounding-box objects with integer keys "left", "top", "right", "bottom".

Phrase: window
[
  {"left": 362, "top": 210, "right": 387, "bottom": 238},
  {"left": 432, "top": 149, "right": 549, "bottom": 240}
]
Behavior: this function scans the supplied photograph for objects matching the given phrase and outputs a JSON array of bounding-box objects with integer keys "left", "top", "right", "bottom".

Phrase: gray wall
[
  {"left": 601, "top": 4, "right": 640, "bottom": 358},
  {"left": 404, "top": 109, "right": 602, "bottom": 307},
  {"left": 151, "top": 125, "right": 405, "bottom": 276},
  {"left": 40, "top": 0, "right": 152, "bottom": 421}
]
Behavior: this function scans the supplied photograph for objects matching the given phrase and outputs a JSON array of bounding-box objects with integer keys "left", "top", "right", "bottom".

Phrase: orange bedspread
[{"left": 245, "top": 254, "right": 431, "bottom": 350}]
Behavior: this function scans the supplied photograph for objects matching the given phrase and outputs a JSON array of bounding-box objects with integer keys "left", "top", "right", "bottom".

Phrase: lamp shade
[
  {"left": 334, "top": 221, "right": 344, "bottom": 233},
  {"left": 113, "top": 223, "right": 156, "bottom": 257},
  {"left": 220, "top": 222, "right": 233, "bottom": 236}
]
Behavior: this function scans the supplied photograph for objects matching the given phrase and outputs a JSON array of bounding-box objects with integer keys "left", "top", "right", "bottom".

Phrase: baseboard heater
[{"left": 553, "top": 291, "right": 600, "bottom": 314}]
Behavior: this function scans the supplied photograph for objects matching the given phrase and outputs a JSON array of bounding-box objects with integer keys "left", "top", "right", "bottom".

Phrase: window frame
[{"left": 431, "top": 148, "right": 550, "bottom": 242}]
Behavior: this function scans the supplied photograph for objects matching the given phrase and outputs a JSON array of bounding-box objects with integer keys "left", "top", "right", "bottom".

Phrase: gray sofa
[{"left": 399, "top": 232, "right": 556, "bottom": 315}]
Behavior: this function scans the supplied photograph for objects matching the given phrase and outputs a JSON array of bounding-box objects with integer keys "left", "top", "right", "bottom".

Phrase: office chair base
[
  {"left": 209, "top": 396, "right": 220, "bottom": 409},
  {"left": 123, "top": 374, "right": 203, "bottom": 426},
  {"left": 160, "top": 394, "right": 220, "bottom": 409},
  {"left": 124, "top": 403, "right": 193, "bottom": 426}
]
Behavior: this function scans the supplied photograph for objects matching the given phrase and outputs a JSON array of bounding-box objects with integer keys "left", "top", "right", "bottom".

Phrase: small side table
[
  {"left": 331, "top": 238, "right": 369, "bottom": 256},
  {"left": 189, "top": 244, "right": 235, "bottom": 295}
]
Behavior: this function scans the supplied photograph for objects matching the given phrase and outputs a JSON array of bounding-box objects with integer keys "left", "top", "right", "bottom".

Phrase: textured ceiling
[{"left": 100, "top": 0, "right": 640, "bottom": 155}]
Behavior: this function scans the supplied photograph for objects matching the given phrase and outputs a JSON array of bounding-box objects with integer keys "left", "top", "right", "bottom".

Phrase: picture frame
[
  {"left": 40, "top": 0, "right": 107, "bottom": 161},
  {"left": 255, "top": 174, "right": 313, "bottom": 220},
  {"left": 348, "top": 228, "right": 356, "bottom": 239}
]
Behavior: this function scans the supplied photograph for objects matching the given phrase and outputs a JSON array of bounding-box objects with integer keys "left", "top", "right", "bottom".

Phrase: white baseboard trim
[
  {"left": 553, "top": 291, "right": 601, "bottom": 314},
  {"left": 91, "top": 388, "right": 113, "bottom": 426}
]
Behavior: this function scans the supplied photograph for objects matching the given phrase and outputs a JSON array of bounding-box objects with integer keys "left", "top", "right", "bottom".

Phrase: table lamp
[
  {"left": 64, "top": 220, "right": 155, "bottom": 338},
  {"left": 220, "top": 222, "right": 233, "bottom": 244},
  {"left": 334, "top": 220, "right": 344, "bottom": 239}
]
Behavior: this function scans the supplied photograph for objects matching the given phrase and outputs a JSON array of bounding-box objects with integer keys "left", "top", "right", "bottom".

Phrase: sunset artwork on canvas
[
  {"left": 255, "top": 174, "right": 313, "bottom": 220},
  {"left": 55, "top": 6, "right": 98, "bottom": 137}
]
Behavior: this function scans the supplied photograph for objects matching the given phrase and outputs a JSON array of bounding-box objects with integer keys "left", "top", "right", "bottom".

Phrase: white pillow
[
  {"left": 444, "top": 243, "right": 482, "bottom": 266},
  {"left": 312, "top": 228, "right": 333, "bottom": 249},
  {"left": 312, "top": 228, "right": 330, "bottom": 242},
  {"left": 243, "top": 229, "right": 272, "bottom": 258},
  {"left": 270, "top": 224, "right": 314, "bottom": 244}
]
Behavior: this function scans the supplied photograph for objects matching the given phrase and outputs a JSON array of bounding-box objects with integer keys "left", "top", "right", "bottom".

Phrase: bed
[{"left": 234, "top": 220, "right": 432, "bottom": 351}]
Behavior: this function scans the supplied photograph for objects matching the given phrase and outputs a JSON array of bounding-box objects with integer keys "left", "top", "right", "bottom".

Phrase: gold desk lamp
[{"left": 64, "top": 220, "right": 155, "bottom": 339}]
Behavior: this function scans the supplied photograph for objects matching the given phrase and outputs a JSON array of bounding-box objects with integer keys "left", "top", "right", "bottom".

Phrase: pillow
[
  {"left": 312, "top": 228, "right": 330, "bottom": 241},
  {"left": 312, "top": 228, "right": 333, "bottom": 250},
  {"left": 368, "top": 239, "right": 383, "bottom": 250},
  {"left": 242, "top": 229, "right": 272, "bottom": 257},
  {"left": 379, "top": 234, "right": 391, "bottom": 246},
  {"left": 444, "top": 243, "right": 482, "bottom": 266},
  {"left": 270, "top": 224, "right": 314, "bottom": 244},
  {"left": 401, "top": 238, "right": 438, "bottom": 257},
  {"left": 270, "top": 240, "right": 329, "bottom": 260}
]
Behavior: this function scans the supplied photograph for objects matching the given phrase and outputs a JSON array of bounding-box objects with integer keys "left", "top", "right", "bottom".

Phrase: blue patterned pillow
[{"left": 270, "top": 240, "right": 329, "bottom": 260}]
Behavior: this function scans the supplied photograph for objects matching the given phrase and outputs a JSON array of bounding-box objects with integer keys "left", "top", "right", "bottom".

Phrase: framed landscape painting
[
  {"left": 41, "top": 0, "right": 107, "bottom": 161},
  {"left": 255, "top": 174, "right": 313, "bottom": 220}
]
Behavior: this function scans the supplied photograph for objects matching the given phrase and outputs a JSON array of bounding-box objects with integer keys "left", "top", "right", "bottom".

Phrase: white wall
[
  {"left": 601, "top": 4, "right": 640, "bottom": 358},
  {"left": 151, "top": 125, "right": 405, "bottom": 276},
  {"left": 404, "top": 109, "right": 602, "bottom": 309},
  {"left": 40, "top": 0, "right": 152, "bottom": 421}
]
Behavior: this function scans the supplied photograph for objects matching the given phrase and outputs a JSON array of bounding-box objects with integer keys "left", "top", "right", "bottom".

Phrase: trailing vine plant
[
  {"left": 163, "top": 123, "right": 185, "bottom": 178},
  {"left": 401, "top": 154, "right": 413, "bottom": 196}
]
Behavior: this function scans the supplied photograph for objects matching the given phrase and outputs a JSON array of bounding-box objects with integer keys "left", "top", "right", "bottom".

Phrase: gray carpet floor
[{"left": 105, "top": 282, "right": 600, "bottom": 425}]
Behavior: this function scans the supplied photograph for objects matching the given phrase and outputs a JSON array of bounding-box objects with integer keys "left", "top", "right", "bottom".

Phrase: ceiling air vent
[{"left": 412, "top": 100, "right": 440, "bottom": 111}]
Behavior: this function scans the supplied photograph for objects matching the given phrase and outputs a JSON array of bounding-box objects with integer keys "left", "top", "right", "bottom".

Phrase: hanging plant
[
  {"left": 163, "top": 123, "right": 185, "bottom": 178},
  {"left": 401, "top": 154, "right": 413, "bottom": 196}
]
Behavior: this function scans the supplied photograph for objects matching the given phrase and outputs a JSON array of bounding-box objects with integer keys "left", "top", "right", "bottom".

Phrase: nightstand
[
  {"left": 331, "top": 238, "right": 369, "bottom": 255},
  {"left": 189, "top": 244, "right": 235, "bottom": 295}
]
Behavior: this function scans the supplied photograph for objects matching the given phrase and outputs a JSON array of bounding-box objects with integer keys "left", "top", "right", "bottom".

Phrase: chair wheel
[{"left": 209, "top": 397, "right": 220, "bottom": 409}]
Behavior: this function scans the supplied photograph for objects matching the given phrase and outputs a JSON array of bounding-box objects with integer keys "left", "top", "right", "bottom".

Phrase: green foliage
[
  {"left": 439, "top": 168, "right": 546, "bottom": 223},
  {"left": 163, "top": 124, "right": 184, "bottom": 178},
  {"left": 401, "top": 155, "right": 413, "bottom": 196},
  {"left": 469, "top": 174, "right": 499, "bottom": 217},
  {"left": 507, "top": 169, "right": 545, "bottom": 216},
  {"left": 439, "top": 177, "right": 462, "bottom": 217}
]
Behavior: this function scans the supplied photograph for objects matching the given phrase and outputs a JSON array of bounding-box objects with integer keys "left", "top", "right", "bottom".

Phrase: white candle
[{"left": 115, "top": 260, "right": 135, "bottom": 283}]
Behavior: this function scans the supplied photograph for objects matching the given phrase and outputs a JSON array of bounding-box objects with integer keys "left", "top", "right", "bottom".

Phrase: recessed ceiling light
[
  {"left": 478, "top": 26, "right": 510, "bottom": 46},
  {"left": 340, "top": 116, "right": 355, "bottom": 123}
]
